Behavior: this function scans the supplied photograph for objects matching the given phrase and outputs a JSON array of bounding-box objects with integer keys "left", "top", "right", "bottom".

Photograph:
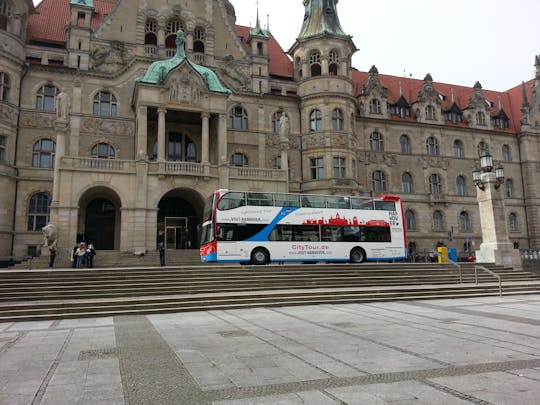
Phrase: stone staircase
[{"left": 1, "top": 262, "right": 540, "bottom": 322}]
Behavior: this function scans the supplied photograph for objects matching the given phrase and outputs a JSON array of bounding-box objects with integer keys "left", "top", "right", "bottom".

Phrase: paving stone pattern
[{"left": 1, "top": 295, "right": 540, "bottom": 404}]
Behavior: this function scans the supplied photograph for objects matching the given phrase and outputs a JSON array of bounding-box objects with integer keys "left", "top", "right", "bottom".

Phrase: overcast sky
[{"left": 32, "top": 0, "right": 540, "bottom": 91}]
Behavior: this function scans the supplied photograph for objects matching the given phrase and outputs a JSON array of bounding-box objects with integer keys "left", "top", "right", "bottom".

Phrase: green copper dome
[
  {"left": 136, "top": 31, "right": 231, "bottom": 95},
  {"left": 70, "top": 0, "right": 94, "bottom": 7},
  {"left": 298, "top": 0, "right": 348, "bottom": 39}
]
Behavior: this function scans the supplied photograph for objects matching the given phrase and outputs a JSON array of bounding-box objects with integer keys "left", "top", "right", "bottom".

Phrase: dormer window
[
  {"left": 493, "top": 109, "right": 509, "bottom": 129},
  {"left": 476, "top": 111, "right": 486, "bottom": 126},
  {"left": 444, "top": 104, "right": 462, "bottom": 124},
  {"left": 369, "top": 99, "right": 381, "bottom": 114},
  {"left": 425, "top": 105, "right": 436, "bottom": 120},
  {"left": 390, "top": 96, "right": 411, "bottom": 118},
  {"left": 310, "top": 51, "right": 321, "bottom": 77}
]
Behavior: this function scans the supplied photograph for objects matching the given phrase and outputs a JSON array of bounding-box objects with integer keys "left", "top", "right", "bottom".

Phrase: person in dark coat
[{"left": 49, "top": 246, "right": 57, "bottom": 268}]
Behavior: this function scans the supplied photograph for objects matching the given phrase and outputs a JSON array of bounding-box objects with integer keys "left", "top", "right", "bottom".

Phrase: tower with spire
[{"left": 248, "top": 1, "right": 270, "bottom": 93}]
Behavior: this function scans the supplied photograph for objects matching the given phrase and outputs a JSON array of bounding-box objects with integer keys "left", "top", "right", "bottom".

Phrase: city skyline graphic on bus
[{"left": 302, "top": 213, "right": 390, "bottom": 227}]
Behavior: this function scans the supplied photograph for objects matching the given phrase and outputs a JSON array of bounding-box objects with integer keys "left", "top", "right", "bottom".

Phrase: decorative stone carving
[
  {"left": 81, "top": 117, "right": 134, "bottom": 137},
  {"left": 91, "top": 41, "right": 130, "bottom": 72},
  {"left": 19, "top": 112, "right": 55, "bottom": 128},
  {"left": 42, "top": 223, "right": 58, "bottom": 248},
  {"left": 169, "top": 71, "right": 201, "bottom": 105},
  {"left": 217, "top": 55, "right": 250, "bottom": 91},
  {"left": 419, "top": 156, "right": 450, "bottom": 170},
  {"left": 366, "top": 151, "right": 398, "bottom": 166},
  {"left": 0, "top": 103, "right": 18, "bottom": 125}
]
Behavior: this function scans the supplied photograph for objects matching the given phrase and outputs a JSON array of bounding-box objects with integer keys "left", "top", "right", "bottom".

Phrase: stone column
[
  {"left": 157, "top": 107, "right": 167, "bottom": 162},
  {"left": 217, "top": 113, "right": 229, "bottom": 188},
  {"left": 136, "top": 105, "right": 148, "bottom": 159},
  {"left": 476, "top": 171, "right": 522, "bottom": 268},
  {"left": 201, "top": 112, "right": 210, "bottom": 164}
]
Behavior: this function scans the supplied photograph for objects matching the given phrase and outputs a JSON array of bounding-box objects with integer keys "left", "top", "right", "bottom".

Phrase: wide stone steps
[{"left": 1, "top": 262, "right": 540, "bottom": 322}]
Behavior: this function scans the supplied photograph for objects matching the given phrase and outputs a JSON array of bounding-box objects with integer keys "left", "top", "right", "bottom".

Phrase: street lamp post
[{"left": 472, "top": 152, "right": 521, "bottom": 268}]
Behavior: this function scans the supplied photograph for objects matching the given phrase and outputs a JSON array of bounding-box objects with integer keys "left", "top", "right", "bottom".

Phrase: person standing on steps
[
  {"left": 86, "top": 243, "right": 96, "bottom": 268},
  {"left": 48, "top": 245, "right": 57, "bottom": 268},
  {"left": 158, "top": 242, "right": 165, "bottom": 266}
]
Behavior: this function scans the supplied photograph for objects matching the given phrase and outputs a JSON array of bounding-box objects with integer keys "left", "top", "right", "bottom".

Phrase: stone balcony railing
[
  {"left": 61, "top": 157, "right": 136, "bottom": 173},
  {"left": 229, "top": 167, "right": 287, "bottom": 181}
]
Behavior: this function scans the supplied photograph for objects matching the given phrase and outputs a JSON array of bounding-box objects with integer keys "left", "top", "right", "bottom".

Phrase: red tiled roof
[{"left": 27, "top": 0, "right": 115, "bottom": 44}]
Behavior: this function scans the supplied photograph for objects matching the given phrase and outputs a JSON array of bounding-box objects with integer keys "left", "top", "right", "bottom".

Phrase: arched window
[
  {"left": 230, "top": 152, "right": 248, "bottom": 167},
  {"left": 0, "top": 71, "right": 9, "bottom": 102},
  {"left": 144, "top": 19, "right": 157, "bottom": 54},
  {"left": 505, "top": 179, "right": 514, "bottom": 198},
  {"left": 425, "top": 105, "right": 436, "bottom": 120},
  {"left": 309, "top": 109, "right": 322, "bottom": 132},
  {"left": 27, "top": 192, "right": 51, "bottom": 231},
  {"left": 429, "top": 173, "right": 442, "bottom": 194},
  {"left": 456, "top": 175, "right": 466, "bottom": 196},
  {"left": 400, "top": 134, "right": 411, "bottom": 154},
  {"left": 165, "top": 19, "right": 184, "bottom": 55},
  {"left": 309, "top": 51, "right": 321, "bottom": 76},
  {"left": 502, "top": 144, "right": 511, "bottom": 161},
  {"left": 372, "top": 170, "right": 386, "bottom": 193},
  {"left": 402, "top": 172, "right": 413, "bottom": 193},
  {"left": 426, "top": 136, "right": 439, "bottom": 156},
  {"left": 509, "top": 213, "right": 518, "bottom": 232},
  {"left": 405, "top": 209, "right": 416, "bottom": 231},
  {"left": 272, "top": 111, "right": 285, "bottom": 133},
  {"left": 0, "top": 0, "right": 10, "bottom": 31},
  {"left": 229, "top": 106, "right": 248, "bottom": 130},
  {"left": 35, "top": 85, "right": 58, "bottom": 112},
  {"left": 477, "top": 141, "right": 489, "bottom": 157},
  {"left": 329, "top": 50, "right": 339, "bottom": 75},
  {"left": 369, "top": 99, "right": 381, "bottom": 114},
  {"left": 32, "top": 139, "right": 55, "bottom": 168},
  {"left": 167, "top": 133, "right": 197, "bottom": 162},
  {"left": 453, "top": 140, "right": 464, "bottom": 158},
  {"left": 459, "top": 211, "right": 470, "bottom": 232},
  {"left": 476, "top": 111, "right": 486, "bottom": 126},
  {"left": 193, "top": 27, "right": 205, "bottom": 54},
  {"left": 433, "top": 210, "right": 444, "bottom": 231},
  {"left": 93, "top": 91, "right": 117, "bottom": 117},
  {"left": 91, "top": 143, "right": 115, "bottom": 159},
  {"left": 370, "top": 131, "right": 384, "bottom": 151},
  {"left": 332, "top": 108, "right": 344, "bottom": 131}
]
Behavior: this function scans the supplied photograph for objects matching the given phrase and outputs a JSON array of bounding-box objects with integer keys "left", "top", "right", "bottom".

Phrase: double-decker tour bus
[{"left": 200, "top": 190, "right": 407, "bottom": 265}]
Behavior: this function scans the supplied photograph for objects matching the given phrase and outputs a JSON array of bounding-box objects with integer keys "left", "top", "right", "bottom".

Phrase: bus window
[
  {"left": 301, "top": 195, "right": 325, "bottom": 208},
  {"left": 217, "top": 223, "right": 266, "bottom": 241},
  {"left": 217, "top": 192, "right": 246, "bottom": 210},
  {"left": 374, "top": 201, "right": 396, "bottom": 211},
  {"left": 269, "top": 225, "right": 293, "bottom": 241},
  {"left": 293, "top": 225, "right": 320, "bottom": 241},
  {"left": 321, "top": 226, "right": 344, "bottom": 242},
  {"left": 326, "top": 196, "right": 349, "bottom": 209},
  {"left": 274, "top": 193, "right": 300, "bottom": 207},
  {"left": 350, "top": 197, "right": 374, "bottom": 210},
  {"left": 200, "top": 223, "right": 215, "bottom": 245},
  {"left": 247, "top": 192, "right": 274, "bottom": 206},
  {"left": 366, "top": 226, "right": 391, "bottom": 242}
]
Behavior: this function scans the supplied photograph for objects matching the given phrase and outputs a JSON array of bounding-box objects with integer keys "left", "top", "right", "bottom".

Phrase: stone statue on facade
[
  {"left": 278, "top": 113, "right": 290, "bottom": 138},
  {"left": 55, "top": 92, "right": 70, "bottom": 121},
  {"left": 42, "top": 223, "right": 58, "bottom": 248}
]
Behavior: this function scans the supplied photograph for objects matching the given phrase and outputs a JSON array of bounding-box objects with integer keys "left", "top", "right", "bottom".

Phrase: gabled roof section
[{"left": 27, "top": 0, "right": 115, "bottom": 45}]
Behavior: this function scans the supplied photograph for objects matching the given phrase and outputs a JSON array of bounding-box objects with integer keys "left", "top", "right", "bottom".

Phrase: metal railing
[
  {"left": 432, "top": 251, "right": 462, "bottom": 283},
  {"left": 474, "top": 265, "right": 502, "bottom": 296}
]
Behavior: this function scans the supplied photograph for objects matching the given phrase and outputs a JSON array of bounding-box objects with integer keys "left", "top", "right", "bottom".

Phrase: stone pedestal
[{"left": 475, "top": 171, "right": 522, "bottom": 269}]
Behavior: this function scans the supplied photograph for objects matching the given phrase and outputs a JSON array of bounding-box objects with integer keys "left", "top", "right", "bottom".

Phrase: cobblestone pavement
[{"left": 1, "top": 295, "right": 540, "bottom": 404}]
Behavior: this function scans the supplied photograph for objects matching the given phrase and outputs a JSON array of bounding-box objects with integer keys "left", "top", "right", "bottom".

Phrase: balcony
[
  {"left": 191, "top": 52, "right": 206, "bottom": 65},
  {"left": 61, "top": 157, "right": 136, "bottom": 173},
  {"left": 230, "top": 167, "right": 287, "bottom": 181},
  {"left": 145, "top": 45, "right": 157, "bottom": 56},
  {"left": 148, "top": 161, "right": 214, "bottom": 176}
]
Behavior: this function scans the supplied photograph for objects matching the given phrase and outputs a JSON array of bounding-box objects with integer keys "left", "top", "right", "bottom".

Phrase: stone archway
[
  {"left": 157, "top": 189, "right": 204, "bottom": 250},
  {"left": 78, "top": 187, "right": 122, "bottom": 250}
]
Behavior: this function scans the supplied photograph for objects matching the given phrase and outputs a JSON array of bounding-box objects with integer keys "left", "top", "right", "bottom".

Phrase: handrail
[
  {"left": 431, "top": 251, "right": 462, "bottom": 283},
  {"left": 475, "top": 265, "right": 502, "bottom": 296}
]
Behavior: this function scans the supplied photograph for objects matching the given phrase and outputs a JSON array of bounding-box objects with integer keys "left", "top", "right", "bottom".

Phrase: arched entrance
[
  {"left": 79, "top": 187, "right": 121, "bottom": 250},
  {"left": 158, "top": 189, "right": 203, "bottom": 250}
]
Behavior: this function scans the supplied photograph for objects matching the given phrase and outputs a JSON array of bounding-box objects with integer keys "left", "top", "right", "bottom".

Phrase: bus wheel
[
  {"left": 349, "top": 247, "right": 366, "bottom": 263},
  {"left": 251, "top": 248, "right": 270, "bottom": 265}
]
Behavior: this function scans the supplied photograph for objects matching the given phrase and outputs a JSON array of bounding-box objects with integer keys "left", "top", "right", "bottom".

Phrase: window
[
  {"left": 144, "top": 19, "right": 157, "bottom": 53},
  {"left": 0, "top": 71, "right": 9, "bottom": 102},
  {"left": 502, "top": 144, "right": 511, "bottom": 161},
  {"left": 402, "top": 172, "right": 413, "bottom": 193},
  {"left": 459, "top": 211, "right": 470, "bottom": 232},
  {"left": 445, "top": 110, "right": 462, "bottom": 124},
  {"left": 405, "top": 210, "right": 416, "bottom": 231},
  {"left": 32, "top": 139, "right": 55, "bottom": 168},
  {"left": 476, "top": 111, "right": 486, "bottom": 126},
  {"left": 93, "top": 91, "right": 117, "bottom": 117},
  {"left": 372, "top": 170, "right": 386, "bottom": 193},
  {"left": 309, "top": 109, "right": 322, "bottom": 132},
  {"left": 400, "top": 134, "right": 411, "bottom": 154},
  {"left": 230, "top": 152, "right": 248, "bottom": 167},
  {"left": 0, "top": 0, "right": 10, "bottom": 30},
  {"left": 505, "top": 179, "right": 514, "bottom": 198},
  {"left": 309, "top": 51, "right": 321, "bottom": 76},
  {"left": 429, "top": 173, "right": 442, "bottom": 195},
  {"left": 193, "top": 27, "right": 205, "bottom": 54},
  {"left": 272, "top": 111, "right": 285, "bottom": 133},
  {"left": 332, "top": 108, "right": 344, "bottom": 131},
  {"left": 310, "top": 157, "right": 324, "bottom": 180},
  {"left": 509, "top": 213, "right": 519, "bottom": 232},
  {"left": 370, "top": 131, "right": 384, "bottom": 151},
  {"left": 426, "top": 136, "right": 439, "bottom": 156},
  {"left": 229, "top": 106, "right": 248, "bottom": 130},
  {"left": 494, "top": 115, "right": 509, "bottom": 129},
  {"left": 456, "top": 176, "right": 466, "bottom": 196},
  {"left": 333, "top": 157, "right": 346, "bottom": 178},
  {"left": 329, "top": 50, "right": 339, "bottom": 75},
  {"left": 425, "top": 105, "right": 436, "bottom": 120},
  {"left": 167, "top": 133, "right": 197, "bottom": 162},
  {"left": 27, "top": 192, "right": 51, "bottom": 231},
  {"left": 369, "top": 99, "right": 381, "bottom": 114},
  {"left": 453, "top": 140, "right": 464, "bottom": 158},
  {"left": 433, "top": 210, "right": 444, "bottom": 231},
  {"left": 35, "top": 85, "right": 58, "bottom": 112},
  {"left": 477, "top": 142, "right": 489, "bottom": 157},
  {"left": 0, "top": 135, "right": 5, "bottom": 162},
  {"left": 165, "top": 19, "right": 184, "bottom": 55},
  {"left": 91, "top": 143, "right": 115, "bottom": 159}
]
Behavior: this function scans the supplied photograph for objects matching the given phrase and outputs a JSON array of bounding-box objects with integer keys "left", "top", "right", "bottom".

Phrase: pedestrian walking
[
  {"left": 75, "top": 242, "right": 87, "bottom": 268},
  {"left": 48, "top": 246, "right": 57, "bottom": 268},
  {"left": 158, "top": 242, "right": 165, "bottom": 266}
]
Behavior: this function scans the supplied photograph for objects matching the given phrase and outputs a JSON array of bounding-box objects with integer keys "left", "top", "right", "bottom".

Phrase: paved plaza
[{"left": 1, "top": 295, "right": 540, "bottom": 404}]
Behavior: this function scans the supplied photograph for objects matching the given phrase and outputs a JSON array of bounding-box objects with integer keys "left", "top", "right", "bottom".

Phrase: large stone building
[{"left": 1, "top": 0, "right": 540, "bottom": 259}]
